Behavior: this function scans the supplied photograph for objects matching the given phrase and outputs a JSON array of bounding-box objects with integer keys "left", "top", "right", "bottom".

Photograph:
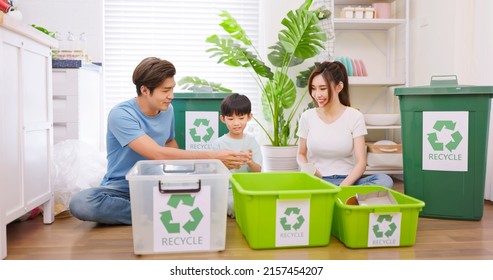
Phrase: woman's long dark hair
[{"left": 307, "top": 61, "right": 350, "bottom": 107}]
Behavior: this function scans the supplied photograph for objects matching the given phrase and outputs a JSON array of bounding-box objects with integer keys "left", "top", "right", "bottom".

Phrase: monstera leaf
[{"left": 206, "top": 35, "right": 273, "bottom": 79}]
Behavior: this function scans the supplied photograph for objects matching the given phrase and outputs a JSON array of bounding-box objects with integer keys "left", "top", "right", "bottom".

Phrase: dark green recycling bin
[
  {"left": 395, "top": 76, "right": 493, "bottom": 220},
  {"left": 173, "top": 92, "right": 231, "bottom": 150}
]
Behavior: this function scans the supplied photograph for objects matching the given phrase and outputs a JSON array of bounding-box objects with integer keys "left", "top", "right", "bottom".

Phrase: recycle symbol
[
  {"left": 372, "top": 215, "right": 397, "bottom": 238},
  {"left": 189, "top": 118, "right": 214, "bottom": 143},
  {"left": 427, "top": 120, "right": 463, "bottom": 152},
  {"left": 280, "top": 207, "right": 305, "bottom": 231},
  {"left": 159, "top": 194, "right": 203, "bottom": 234}
]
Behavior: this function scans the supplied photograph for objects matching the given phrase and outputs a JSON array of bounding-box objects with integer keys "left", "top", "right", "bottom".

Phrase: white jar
[
  {"left": 364, "top": 6, "right": 375, "bottom": 19},
  {"left": 354, "top": 6, "right": 365, "bottom": 19},
  {"left": 341, "top": 6, "right": 354, "bottom": 18}
]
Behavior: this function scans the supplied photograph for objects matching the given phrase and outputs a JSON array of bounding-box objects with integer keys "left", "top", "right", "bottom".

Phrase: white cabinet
[
  {"left": 0, "top": 13, "right": 58, "bottom": 259},
  {"left": 332, "top": 0, "right": 409, "bottom": 175},
  {"left": 52, "top": 66, "right": 103, "bottom": 150}
]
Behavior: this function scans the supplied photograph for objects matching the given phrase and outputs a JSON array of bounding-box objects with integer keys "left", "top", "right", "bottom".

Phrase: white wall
[
  {"left": 16, "top": 0, "right": 104, "bottom": 63},
  {"left": 409, "top": 0, "right": 492, "bottom": 86}
]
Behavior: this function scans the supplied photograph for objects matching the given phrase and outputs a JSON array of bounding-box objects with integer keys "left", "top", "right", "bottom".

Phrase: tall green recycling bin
[
  {"left": 173, "top": 92, "right": 231, "bottom": 150},
  {"left": 395, "top": 76, "right": 493, "bottom": 220}
]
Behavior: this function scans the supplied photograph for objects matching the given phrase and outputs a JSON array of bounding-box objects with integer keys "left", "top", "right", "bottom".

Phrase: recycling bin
[
  {"left": 332, "top": 186, "right": 425, "bottom": 249},
  {"left": 126, "top": 159, "right": 231, "bottom": 255},
  {"left": 173, "top": 92, "right": 231, "bottom": 150},
  {"left": 230, "top": 172, "right": 340, "bottom": 249},
  {"left": 395, "top": 75, "right": 493, "bottom": 220}
]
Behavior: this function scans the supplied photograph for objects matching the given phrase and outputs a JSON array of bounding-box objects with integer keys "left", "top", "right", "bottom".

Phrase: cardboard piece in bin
[{"left": 356, "top": 190, "right": 397, "bottom": 206}]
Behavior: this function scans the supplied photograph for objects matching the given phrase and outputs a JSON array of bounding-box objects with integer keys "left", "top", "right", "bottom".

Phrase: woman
[{"left": 297, "top": 61, "right": 393, "bottom": 188}]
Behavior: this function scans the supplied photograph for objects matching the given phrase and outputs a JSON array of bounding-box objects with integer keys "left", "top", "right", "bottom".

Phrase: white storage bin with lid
[{"left": 126, "top": 159, "right": 231, "bottom": 255}]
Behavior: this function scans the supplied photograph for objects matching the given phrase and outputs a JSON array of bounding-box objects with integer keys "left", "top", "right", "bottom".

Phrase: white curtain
[{"left": 103, "top": 0, "right": 260, "bottom": 119}]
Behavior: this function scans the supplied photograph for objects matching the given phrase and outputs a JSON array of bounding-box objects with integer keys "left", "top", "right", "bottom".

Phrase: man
[{"left": 69, "top": 57, "right": 249, "bottom": 225}]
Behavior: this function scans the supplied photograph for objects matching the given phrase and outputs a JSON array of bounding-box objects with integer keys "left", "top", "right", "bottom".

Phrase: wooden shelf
[
  {"left": 348, "top": 76, "right": 406, "bottom": 86},
  {"left": 334, "top": 18, "right": 406, "bottom": 30}
]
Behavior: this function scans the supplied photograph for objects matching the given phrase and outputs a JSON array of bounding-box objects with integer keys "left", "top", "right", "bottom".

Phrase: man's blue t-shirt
[{"left": 101, "top": 98, "right": 175, "bottom": 186}]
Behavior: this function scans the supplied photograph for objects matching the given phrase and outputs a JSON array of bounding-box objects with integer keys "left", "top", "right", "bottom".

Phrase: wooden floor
[{"left": 5, "top": 180, "right": 493, "bottom": 260}]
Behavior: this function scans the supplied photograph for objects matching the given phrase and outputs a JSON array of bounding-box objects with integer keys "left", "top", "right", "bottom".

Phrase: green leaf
[
  {"left": 267, "top": 42, "right": 303, "bottom": 68},
  {"left": 218, "top": 10, "right": 252, "bottom": 46},
  {"left": 262, "top": 71, "right": 296, "bottom": 122},
  {"left": 278, "top": 8, "right": 327, "bottom": 60},
  {"left": 296, "top": 62, "right": 320, "bottom": 88},
  {"left": 178, "top": 76, "right": 232, "bottom": 93},
  {"left": 206, "top": 35, "right": 273, "bottom": 79}
]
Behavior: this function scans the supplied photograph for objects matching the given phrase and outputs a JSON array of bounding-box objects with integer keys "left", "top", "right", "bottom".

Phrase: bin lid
[
  {"left": 173, "top": 92, "right": 232, "bottom": 99},
  {"left": 126, "top": 159, "right": 231, "bottom": 179},
  {"left": 395, "top": 75, "right": 493, "bottom": 96}
]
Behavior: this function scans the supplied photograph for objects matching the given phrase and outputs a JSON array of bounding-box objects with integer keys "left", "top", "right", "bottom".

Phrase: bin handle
[
  {"left": 158, "top": 179, "right": 201, "bottom": 193},
  {"left": 430, "top": 75, "right": 458, "bottom": 86}
]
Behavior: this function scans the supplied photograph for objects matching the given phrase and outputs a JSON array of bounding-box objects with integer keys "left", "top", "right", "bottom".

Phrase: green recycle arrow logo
[
  {"left": 189, "top": 118, "right": 215, "bottom": 143},
  {"left": 159, "top": 194, "right": 203, "bottom": 234},
  {"left": 372, "top": 215, "right": 397, "bottom": 238},
  {"left": 427, "top": 120, "right": 463, "bottom": 152},
  {"left": 280, "top": 207, "right": 305, "bottom": 231}
]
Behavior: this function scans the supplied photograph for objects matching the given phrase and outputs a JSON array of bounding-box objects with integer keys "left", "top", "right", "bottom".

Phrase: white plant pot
[{"left": 261, "top": 145, "right": 299, "bottom": 172}]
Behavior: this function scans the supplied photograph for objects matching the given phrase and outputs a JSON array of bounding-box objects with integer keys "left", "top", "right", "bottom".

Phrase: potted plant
[{"left": 179, "top": 0, "right": 329, "bottom": 170}]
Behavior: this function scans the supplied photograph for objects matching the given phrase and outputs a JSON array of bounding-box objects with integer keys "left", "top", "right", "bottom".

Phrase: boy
[{"left": 212, "top": 93, "right": 262, "bottom": 217}]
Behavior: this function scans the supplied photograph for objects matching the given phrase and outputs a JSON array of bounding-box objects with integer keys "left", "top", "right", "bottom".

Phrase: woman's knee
[{"left": 375, "top": 174, "right": 394, "bottom": 189}]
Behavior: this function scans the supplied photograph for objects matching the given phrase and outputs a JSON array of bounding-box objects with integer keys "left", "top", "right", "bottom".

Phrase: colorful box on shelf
[{"left": 334, "top": 56, "right": 367, "bottom": 77}]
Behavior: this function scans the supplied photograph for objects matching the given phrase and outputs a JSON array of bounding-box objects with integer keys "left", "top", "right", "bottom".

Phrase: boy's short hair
[{"left": 220, "top": 93, "right": 251, "bottom": 116}]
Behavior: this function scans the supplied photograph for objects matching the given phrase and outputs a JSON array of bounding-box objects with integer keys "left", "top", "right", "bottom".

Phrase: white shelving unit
[
  {"left": 1, "top": 13, "right": 57, "bottom": 259},
  {"left": 53, "top": 66, "right": 103, "bottom": 151},
  {"left": 332, "top": 0, "right": 409, "bottom": 175}
]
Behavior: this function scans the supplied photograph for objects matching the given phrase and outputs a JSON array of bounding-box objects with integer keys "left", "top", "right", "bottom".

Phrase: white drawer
[
  {"left": 53, "top": 122, "right": 79, "bottom": 144},
  {"left": 52, "top": 69, "right": 79, "bottom": 96},
  {"left": 53, "top": 95, "right": 79, "bottom": 122}
]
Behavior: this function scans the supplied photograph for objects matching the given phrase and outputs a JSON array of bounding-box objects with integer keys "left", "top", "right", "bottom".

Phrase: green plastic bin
[
  {"left": 332, "top": 186, "right": 425, "bottom": 249},
  {"left": 230, "top": 172, "right": 340, "bottom": 249},
  {"left": 173, "top": 92, "right": 231, "bottom": 150},
  {"left": 395, "top": 76, "right": 493, "bottom": 220}
]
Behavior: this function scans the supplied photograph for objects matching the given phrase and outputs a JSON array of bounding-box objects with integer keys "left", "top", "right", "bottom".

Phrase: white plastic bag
[{"left": 51, "top": 140, "right": 107, "bottom": 216}]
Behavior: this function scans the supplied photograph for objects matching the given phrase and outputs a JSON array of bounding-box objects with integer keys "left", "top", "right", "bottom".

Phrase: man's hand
[{"left": 215, "top": 150, "right": 249, "bottom": 169}]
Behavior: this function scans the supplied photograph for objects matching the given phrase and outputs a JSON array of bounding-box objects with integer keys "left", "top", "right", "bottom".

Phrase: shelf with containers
[{"left": 332, "top": 0, "right": 409, "bottom": 175}]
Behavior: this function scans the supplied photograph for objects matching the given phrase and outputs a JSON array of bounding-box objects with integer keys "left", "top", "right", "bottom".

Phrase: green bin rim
[
  {"left": 395, "top": 75, "right": 493, "bottom": 96},
  {"left": 230, "top": 174, "right": 341, "bottom": 196},
  {"left": 334, "top": 186, "right": 425, "bottom": 209},
  {"left": 395, "top": 85, "right": 493, "bottom": 96},
  {"left": 174, "top": 92, "right": 232, "bottom": 99}
]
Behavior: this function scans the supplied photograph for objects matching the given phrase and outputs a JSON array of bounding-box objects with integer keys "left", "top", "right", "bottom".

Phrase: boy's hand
[
  {"left": 245, "top": 149, "right": 253, "bottom": 164},
  {"left": 216, "top": 150, "right": 249, "bottom": 169}
]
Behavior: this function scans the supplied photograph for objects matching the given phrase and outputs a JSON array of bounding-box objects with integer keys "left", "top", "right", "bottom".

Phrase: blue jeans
[
  {"left": 322, "top": 174, "right": 394, "bottom": 188},
  {"left": 69, "top": 179, "right": 132, "bottom": 225}
]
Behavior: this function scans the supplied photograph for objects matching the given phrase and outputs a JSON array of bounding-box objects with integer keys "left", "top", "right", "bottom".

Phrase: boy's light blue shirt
[{"left": 211, "top": 133, "right": 262, "bottom": 173}]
